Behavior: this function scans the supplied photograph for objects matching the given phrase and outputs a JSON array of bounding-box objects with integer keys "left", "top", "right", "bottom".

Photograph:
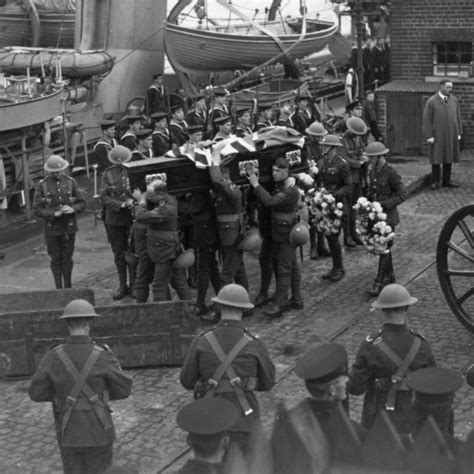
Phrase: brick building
[{"left": 376, "top": 0, "right": 474, "bottom": 154}]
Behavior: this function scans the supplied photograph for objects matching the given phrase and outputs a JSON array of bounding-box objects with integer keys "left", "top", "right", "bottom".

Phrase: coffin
[{"left": 124, "top": 143, "right": 309, "bottom": 193}]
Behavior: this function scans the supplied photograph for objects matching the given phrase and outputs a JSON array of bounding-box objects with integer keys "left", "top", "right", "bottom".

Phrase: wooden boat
[
  {"left": 164, "top": 0, "right": 339, "bottom": 73},
  {"left": 0, "top": 47, "right": 115, "bottom": 78},
  {"left": 0, "top": 0, "right": 75, "bottom": 49}
]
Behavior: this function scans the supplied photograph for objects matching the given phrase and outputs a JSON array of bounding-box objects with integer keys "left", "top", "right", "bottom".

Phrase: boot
[
  {"left": 329, "top": 237, "right": 345, "bottom": 282},
  {"left": 51, "top": 263, "right": 63, "bottom": 289},
  {"left": 128, "top": 264, "right": 136, "bottom": 298},
  {"left": 62, "top": 263, "right": 73, "bottom": 289},
  {"left": 431, "top": 164, "right": 441, "bottom": 190},
  {"left": 113, "top": 265, "right": 129, "bottom": 300},
  {"left": 381, "top": 251, "right": 396, "bottom": 286},
  {"left": 309, "top": 224, "right": 318, "bottom": 260},
  {"left": 316, "top": 232, "right": 331, "bottom": 258},
  {"left": 349, "top": 209, "right": 363, "bottom": 245},
  {"left": 367, "top": 253, "right": 389, "bottom": 296}
]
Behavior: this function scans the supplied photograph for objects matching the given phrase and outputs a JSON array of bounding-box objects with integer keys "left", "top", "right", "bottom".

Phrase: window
[{"left": 432, "top": 41, "right": 472, "bottom": 76}]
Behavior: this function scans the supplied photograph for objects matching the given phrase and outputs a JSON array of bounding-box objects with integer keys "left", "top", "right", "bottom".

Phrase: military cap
[
  {"left": 295, "top": 343, "right": 348, "bottom": 384},
  {"left": 135, "top": 129, "right": 153, "bottom": 140},
  {"left": 347, "top": 99, "right": 363, "bottom": 111},
  {"left": 108, "top": 145, "right": 132, "bottom": 164},
  {"left": 213, "top": 87, "right": 228, "bottom": 97},
  {"left": 44, "top": 155, "right": 69, "bottom": 172},
  {"left": 152, "top": 73, "right": 162, "bottom": 79},
  {"left": 466, "top": 363, "right": 474, "bottom": 387},
  {"left": 126, "top": 114, "right": 143, "bottom": 122},
  {"left": 236, "top": 106, "right": 250, "bottom": 117},
  {"left": 188, "top": 124, "right": 203, "bottom": 134},
  {"left": 99, "top": 119, "right": 116, "bottom": 129},
  {"left": 170, "top": 103, "right": 184, "bottom": 113},
  {"left": 176, "top": 398, "right": 238, "bottom": 435},
  {"left": 214, "top": 115, "right": 232, "bottom": 125},
  {"left": 60, "top": 299, "right": 99, "bottom": 319},
  {"left": 273, "top": 157, "right": 289, "bottom": 169},
  {"left": 150, "top": 112, "right": 168, "bottom": 121},
  {"left": 258, "top": 102, "right": 273, "bottom": 112},
  {"left": 406, "top": 367, "right": 463, "bottom": 403}
]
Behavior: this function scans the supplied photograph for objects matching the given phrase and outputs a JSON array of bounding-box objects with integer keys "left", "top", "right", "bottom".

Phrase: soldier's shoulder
[
  {"left": 365, "top": 329, "right": 383, "bottom": 344},
  {"left": 243, "top": 327, "right": 260, "bottom": 341},
  {"left": 93, "top": 341, "right": 112, "bottom": 352},
  {"left": 409, "top": 329, "right": 427, "bottom": 341}
]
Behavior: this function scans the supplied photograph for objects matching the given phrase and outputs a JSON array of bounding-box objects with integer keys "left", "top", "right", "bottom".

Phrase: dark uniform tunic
[
  {"left": 135, "top": 193, "right": 191, "bottom": 302},
  {"left": 209, "top": 166, "right": 248, "bottom": 290},
  {"left": 169, "top": 119, "right": 189, "bottom": 147},
  {"left": 186, "top": 110, "right": 207, "bottom": 128},
  {"left": 348, "top": 323, "right": 436, "bottom": 433},
  {"left": 152, "top": 129, "right": 171, "bottom": 157},
  {"left": 253, "top": 181, "right": 301, "bottom": 307},
  {"left": 119, "top": 131, "right": 137, "bottom": 152},
  {"left": 180, "top": 320, "right": 275, "bottom": 438},
  {"left": 272, "top": 399, "right": 366, "bottom": 474},
  {"left": 210, "top": 105, "right": 229, "bottom": 136},
  {"left": 93, "top": 138, "right": 118, "bottom": 173},
  {"left": 28, "top": 335, "right": 132, "bottom": 474},
  {"left": 293, "top": 109, "right": 312, "bottom": 135},
  {"left": 147, "top": 84, "right": 167, "bottom": 114},
  {"left": 33, "top": 174, "right": 85, "bottom": 289},
  {"left": 100, "top": 165, "right": 134, "bottom": 290},
  {"left": 234, "top": 124, "right": 253, "bottom": 139},
  {"left": 255, "top": 119, "right": 273, "bottom": 132}
]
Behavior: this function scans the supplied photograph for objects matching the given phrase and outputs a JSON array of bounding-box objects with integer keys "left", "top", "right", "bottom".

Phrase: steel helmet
[
  {"left": 173, "top": 248, "right": 195, "bottom": 270},
  {"left": 239, "top": 229, "right": 263, "bottom": 253},
  {"left": 365, "top": 141, "right": 390, "bottom": 156},
  {"left": 211, "top": 284, "right": 254, "bottom": 309},
  {"left": 320, "top": 134, "right": 343, "bottom": 147},
  {"left": 346, "top": 117, "right": 368, "bottom": 135},
  {"left": 305, "top": 121, "right": 328, "bottom": 137},
  {"left": 60, "top": 299, "right": 99, "bottom": 319},
  {"left": 108, "top": 145, "right": 132, "bottom": 164},
  {"left": 44, "top": 155, "right": 68, "bottom": 172},
  {"left": 289, "top": 222, "right": 310, "bottom": 247},
  {"left": 372, "top": 284, "right": 418, "bottom": 309},
  {"left": 124, "top": 251, "right": 139, "bottom": 267}
]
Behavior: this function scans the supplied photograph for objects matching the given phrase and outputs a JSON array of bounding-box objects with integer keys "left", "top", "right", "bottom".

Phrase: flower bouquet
[
  {"left": 354, "top": 197, "right": 395, "bottom": 254},
  {"left": 307, "top": 187, "right": 344, "bottom": 235}
]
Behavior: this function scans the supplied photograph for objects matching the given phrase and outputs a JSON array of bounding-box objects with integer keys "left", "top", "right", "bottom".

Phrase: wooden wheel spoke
[
  {"left": 456, "top": 219, "right": 474, "bottom": 247},
  {"left": 447, "top": 269, "right": 474, "bottom": 277},
  {"left": 447, "top": 241, "right": 474, "bottom": 263},
  {"left": 455, "top": 287, "right": 474, "bottom": 308}
]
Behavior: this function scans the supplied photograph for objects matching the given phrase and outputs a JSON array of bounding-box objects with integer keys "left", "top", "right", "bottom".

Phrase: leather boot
[
  {"left": 382, "top": 251, "right": 396, "bottom": 286},
  {"left": 329, "top": 238, "right": 345, "bottom": 282},
  {"left": 128, "top": 264, "right": 136, "bottom": 298},
  {"left": 309, "top": 224, "right": 317, "bottom": 260},
  {"left": 51, "top": 263, "right": 63, "bottom": 289},
  {"left": 113, "top": 265, "right": 129, "bottom": 300},
  {"left": 62, "top": 263, "right": 73, "bottom": 289},
  {"left": 367, "top": 253, "right": 388, "bottom": 296},
  {"left": 317, "top": 232, "right": 331, "bottom": 257}
]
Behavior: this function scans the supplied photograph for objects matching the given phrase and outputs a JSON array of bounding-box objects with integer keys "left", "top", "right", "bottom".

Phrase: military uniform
[
  {"left": 293, "top": 109, "right": 312, "bottom": 134},
  {"left": 255, "top": 119, "right": 273, "bottom": 132},
  {"left": 33, "top": 174, "right": 85, "bottom": 289},
  {"left": 100, "top": 165, "right": 134, "bottom": 297},
  {"left": 169, "top": 119, "right": 189, "bottom": 147},
  {"left": 119, "top": 131, "right": 137, "bottom": 152},
  {"left": 28, "top": 334, "right": 132, "bottom": 474},
  {"left": 234, "top": 124, "right": 253, "bottom": 138},
  {"left": 348, "top": 323, "right": 436, "bottom": 433},
  {"left": 93, "top": 137, "right": 118, "bottom": 173},
  {"left": 135, "top": 191, "right": 191, "bottom": 302},
  {"left": 252, "top": 180, "right": 302, "bottom": 313},
  {"left": 209, "top": 166, "right": 248, "bottom": 290},
  {"left": 147, "top": 83, "right": 167, "bottom": 114},
  {"left": 151, "top": 129, "right": 171, "bottom": 157},
  {"left": 210, "top": 104, "right": 229, "bottom": 136},
  {"left": 180, "top": 319, "right": 275, "bottom": 453},
  {"left": 130, "top": 218, "right": 154, "bottom": 303}
]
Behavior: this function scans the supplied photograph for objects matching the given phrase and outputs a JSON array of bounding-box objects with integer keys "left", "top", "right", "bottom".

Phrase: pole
[
  {"left": 355, "top": 0, "right": 365, "bottom": 99},
  {"left": 21, "top": 132, "right": 32, "bottom": 221}
]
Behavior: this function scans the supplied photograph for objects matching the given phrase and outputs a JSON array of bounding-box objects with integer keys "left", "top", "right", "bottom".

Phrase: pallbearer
[
  {"left": 93, "top": 119, "right": 118, "bottom": 173},
  {"left": 150, "top": 112, "right": 171, "bottom": 157},
  {"left": 234, "top": 106, "right": 253, "bottom": 138},
  {"left": 120, "top": 114, "right": 143, "bottom": 151}
]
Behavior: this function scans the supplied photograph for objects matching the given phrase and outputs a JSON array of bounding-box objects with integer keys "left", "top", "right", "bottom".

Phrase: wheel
[{"left": 437, "top": 204, "right": 474, "bottom": 333}]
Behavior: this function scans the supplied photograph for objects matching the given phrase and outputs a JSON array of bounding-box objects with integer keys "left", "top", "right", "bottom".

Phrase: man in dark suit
[
  {"left": 146, "top": 73, "right": 168, "bottom": 115},
  {"left": 151, "top": 112, "right": 171, "bottom": 157},
  {"left": 28, "top": 299, "right": 132, "bottom": 474}
]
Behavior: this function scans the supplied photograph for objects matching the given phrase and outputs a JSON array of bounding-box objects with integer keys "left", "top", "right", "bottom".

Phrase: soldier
[
  {"left": 146, "top": 73, "right": 168, "bottom": 115},
  {"left": 131, "top": 129, "right": 153, "bottom": 160},
  {"left": 213, "top": 115, "right": 233, "bottom": 142},
  {"left": 135, "top": 178, "right": 191, "bottom": 302},
  {"left": 210, "top": 87, "right": 230, "bottom": 135},
  {"left": 151, "top": 111, "right": 171, "bottom": 157},
  {"left": 209, "top": 153, "right": 248, "bottom": 297},
  {"left": 304, "top": 121, "right": 331, "bottom": 260},
  {"left": 276, "top": 99, "right": 295, "bottom": 128},
  {"left": 341, "top": 116, "right": 369, "bottom": 248},
  {"left": 28, "top": 299, "right": 132, "bottom": 474},
  {"left": 406, "top": 367, "right": 462, "bottom": 437},
  {"left": 272, "top": 343, "right": 366, "bottom": 474},
  {"left": 365, "top": 142, "right": 406, "bottom": 296},
  {"left": 93, "top": 119, "right": 118, "bottom": 173},
  {"left": 175, "top": 398, "right": 238, "bottom": 474},
  {"left": 246, "top": 157, "right": 302, "bottom": 318},
  {"left": 255, "top": 103, "right": 274, "bottom": 131},
  {"left": 293, "top": 92, "right": 314, "bottom": 134},
  {"left": 348, "top": 284, "right": 436, "bottom": 433},
  {"left": 169, "top": 104, "right": 189, "bottom": 147},
  {"left": 316, "top": 134, "right": 352, "bottom": 282},
  {"left": 186, "top": 94, "right": 207, "bottom": 128},
  {"left": 180, "top": 284, "right": 276, "bottom": 455},
  {"left": 33, "top": 155, "right": 85, "bottom": 289},
  {"left": 100, "top": 145, "right": 136, "bottom": 300},
  {"left": 120, "top": 115, "right": 143, "bottom": 152},
  {"left": 234, "top": 107, "right": 253, "bottom": 138}
]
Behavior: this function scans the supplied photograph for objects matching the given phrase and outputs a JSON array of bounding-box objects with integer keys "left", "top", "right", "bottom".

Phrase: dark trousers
[
  {"left": 45, "top": 233, "right": 76, "bottom": 289},
  {"left": 106, "top": 224, "right": 130, "bottom": 287},
  {"left": 196, "top": 246, "right": 220, "bottom": 308},
  {"left": 272, "top": 240, "right": 298, "bottom": 307},
  {"left": 151, "top": 259, "right": 191, "bottom": 302},
  {"left": 258, "top": 234, "right": 274, "bottom": 296},
  {"left": 132, "top": 226, "right": 154, "bottom": 303},
  {"left": 432, "top": 163, "right": 453, "bottom": 185},
  {"left": 220, "top": 245, "right": 248, "bottom": 290},
  {"left": 327, "top": 232, "right": 343, "bottom": 270},
  {"left": 60, "top": 444, "right": 113, "bottom": 474}
]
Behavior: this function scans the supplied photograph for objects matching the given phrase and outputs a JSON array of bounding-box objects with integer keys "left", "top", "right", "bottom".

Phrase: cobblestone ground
[{"left": 1, "top": 159, "right": 474, "bottom": 473}]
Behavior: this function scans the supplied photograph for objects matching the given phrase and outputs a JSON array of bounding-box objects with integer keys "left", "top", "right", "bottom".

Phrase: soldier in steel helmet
[
  {"left": 174, "top": 398, "right": 238, "bottom": 474},
  {"left": 180, "top": 284, "right": 275, "bottom": 456},
  {"left": 28, "top": 299, "right": 132, "bottom": 474},
  {"left": 365, "top": 142, "right": 406, "bottom": 297},
  {"left": 316, "top": 134, "right": 352, "bottom": 282},
  {"left": 341, "top": 116, "right": 370, "bottom": 248},
  {"left": 348, "top": 284, "right": 436, "bottom": 433},
  {"left": 33, "top": 155, "right": 85, "bottom": 289}
]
